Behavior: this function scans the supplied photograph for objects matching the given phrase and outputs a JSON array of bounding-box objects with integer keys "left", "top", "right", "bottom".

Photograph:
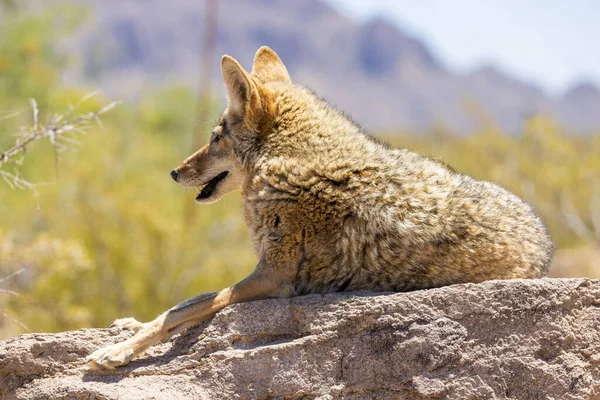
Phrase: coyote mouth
[{"left": 196, "top": 171, "right": 229, "bottom": 201}]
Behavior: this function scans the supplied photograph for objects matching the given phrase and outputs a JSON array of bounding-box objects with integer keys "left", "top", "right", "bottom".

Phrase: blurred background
[{"left": 1, "top": 0, "right": 599, "bottom": 339}]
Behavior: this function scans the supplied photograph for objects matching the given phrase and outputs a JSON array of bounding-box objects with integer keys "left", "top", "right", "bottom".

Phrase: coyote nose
[{"left": 170, "top": 169, "right": 179, "bottom": 182}]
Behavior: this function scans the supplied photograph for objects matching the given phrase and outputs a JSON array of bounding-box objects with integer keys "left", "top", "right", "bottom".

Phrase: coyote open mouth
[{"left": 196, "top": 171, "right": 229, "bottom": 201}]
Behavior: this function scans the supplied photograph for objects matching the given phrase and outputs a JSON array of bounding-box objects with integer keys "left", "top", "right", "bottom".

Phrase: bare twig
[
  {"left": 29, "top": 98, "right": 39, "bottom": 131},
  {"left": 0, "top": 311, "right": 30, "bottom": 332},
  {"left": 0, "top": 110, "right": 19, "bottom": 123},
  {"left": 560, "top": 190, "right": 598, "bottom": 246},
  {"left": 0, "top": 94, "right": 119, "bottom": 207},
  {"left": 0, "top": 268, "right": 29, "bottom": 332},
  {"left": 0, "top": 268, "right": 24, "bottom": 285},
  {"left": 0, "top": 98, "right": 120, "bottom": 166},
  {"left": 0, "top": 169, "right": 52, "bottom": 209}
]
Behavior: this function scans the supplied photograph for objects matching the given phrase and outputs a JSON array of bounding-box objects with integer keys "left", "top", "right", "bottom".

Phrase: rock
[{"left": 1, "top": 278, "right": 600, "bottom": 399}]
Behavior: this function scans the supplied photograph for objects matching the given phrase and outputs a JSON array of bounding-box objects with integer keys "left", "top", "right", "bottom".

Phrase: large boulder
[{"left": 1, "top": 278, "right": 599, "bottom": 399}]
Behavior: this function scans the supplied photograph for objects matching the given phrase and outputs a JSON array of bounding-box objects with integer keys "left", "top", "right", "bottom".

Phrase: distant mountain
[
  {"left": 58, "top": 0, "right": 599, "bottom": 134},
  {"left": 555, "top": 83, "right": 600, "bottom": 131}
]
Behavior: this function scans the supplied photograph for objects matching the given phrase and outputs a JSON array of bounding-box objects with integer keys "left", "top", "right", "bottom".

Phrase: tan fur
[{"left": 87, "top": 46, "right": 554, "bottom": 369}]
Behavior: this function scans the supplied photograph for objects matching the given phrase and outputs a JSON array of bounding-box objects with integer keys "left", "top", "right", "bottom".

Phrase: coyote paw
[
  {"left": 110, "top": 317, "right": 144, "bottom": 333},
  {"left": 86, "top": 342, "right": 136, "bottom": 369}
]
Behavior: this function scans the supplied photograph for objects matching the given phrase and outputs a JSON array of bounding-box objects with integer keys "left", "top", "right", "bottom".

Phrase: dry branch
[
  {"left": 560, "top": 187, "right": 600, "bottom": 247},
  {"left": 0, "top": 268, "right": 29, "bottom": 332},
  {"left": 0, "top": 98, "right": 119, "bottom": 165},
  {"left": 0, "top": 94, "right": 119, "bottom": 205}
]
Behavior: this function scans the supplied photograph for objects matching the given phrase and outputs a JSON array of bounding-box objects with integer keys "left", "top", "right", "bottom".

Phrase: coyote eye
[{"left": 212, "top": 133, "right": 221, "bottom": 144}]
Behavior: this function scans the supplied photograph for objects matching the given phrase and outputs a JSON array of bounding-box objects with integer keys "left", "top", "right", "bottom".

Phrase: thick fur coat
[
  {"left": 240, "top": 80, "right": 553, "bottom": 293},
  {"left": 86, "top": 47, "right": 553, "bottom": 369}
]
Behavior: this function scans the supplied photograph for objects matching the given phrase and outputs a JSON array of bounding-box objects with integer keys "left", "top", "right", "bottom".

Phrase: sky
[{"left": 326, "top": 0, "right": 600, "bottom": 94}]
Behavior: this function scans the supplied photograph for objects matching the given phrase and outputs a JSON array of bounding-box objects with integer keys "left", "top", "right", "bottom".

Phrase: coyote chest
[{"left": 242, "top": 165, "right": 444, "bottom": 294}]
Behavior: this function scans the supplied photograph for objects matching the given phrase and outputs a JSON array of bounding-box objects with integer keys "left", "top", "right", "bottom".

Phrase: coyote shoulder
[{"left": 87, "top": 47, "right": 553, "bottom": 369}]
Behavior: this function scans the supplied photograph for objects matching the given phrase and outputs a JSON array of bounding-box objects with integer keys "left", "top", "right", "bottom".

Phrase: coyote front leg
[{"left": 86, "top": 271, "right": 287, "bottom": 369}]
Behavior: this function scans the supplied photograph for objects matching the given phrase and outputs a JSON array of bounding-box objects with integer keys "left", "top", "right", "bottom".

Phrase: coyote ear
[
  {"left": 221, "top": 55, "right": 259, "bottom": 114},
  {"left": 251, "top": 46, "right": 291, "bottom": 84}
]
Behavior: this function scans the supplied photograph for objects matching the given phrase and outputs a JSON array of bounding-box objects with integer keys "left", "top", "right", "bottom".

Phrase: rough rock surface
[{"left": 1, "top": 278, "right": 600, "bottom": 399}]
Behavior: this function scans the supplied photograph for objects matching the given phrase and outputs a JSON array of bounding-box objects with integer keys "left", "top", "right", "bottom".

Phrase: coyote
[{"left": 87, "top": 47, "right": 553, "bottom": 369}]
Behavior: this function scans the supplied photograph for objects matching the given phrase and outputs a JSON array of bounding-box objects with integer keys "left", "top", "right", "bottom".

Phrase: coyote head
[{"left": 171, "top": 46, "right": 290, "bottom": 203}]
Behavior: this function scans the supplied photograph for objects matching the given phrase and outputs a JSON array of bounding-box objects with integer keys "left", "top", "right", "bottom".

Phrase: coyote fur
[{"left": 87, "top": 47, "right": 554, "bottom": 368}]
